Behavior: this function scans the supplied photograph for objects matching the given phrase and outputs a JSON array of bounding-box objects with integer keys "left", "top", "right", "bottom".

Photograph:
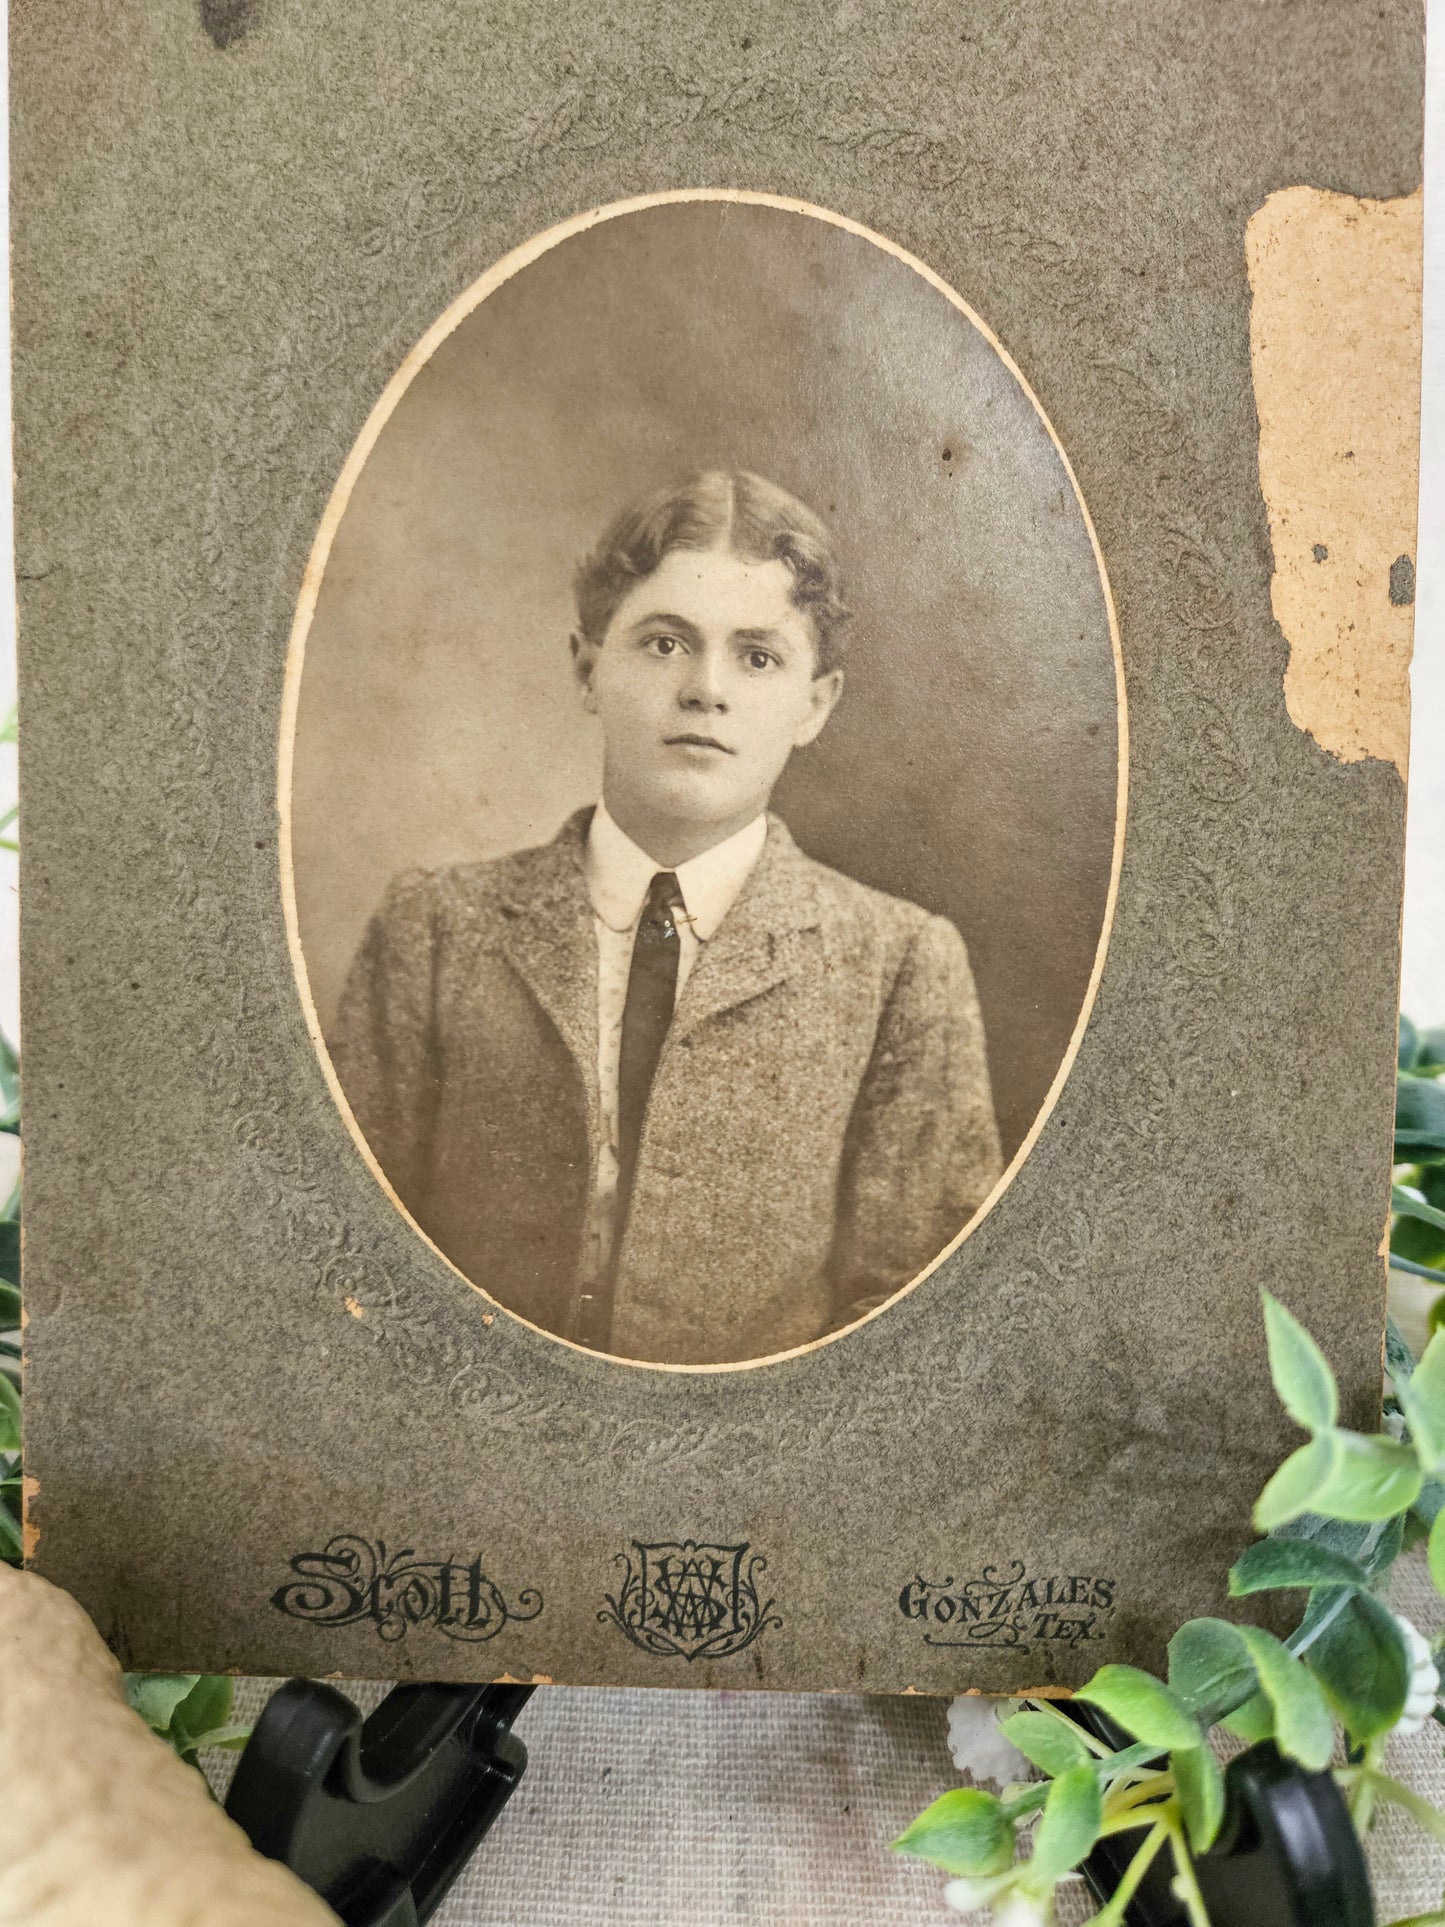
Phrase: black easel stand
[
  {"left": 1072, "top": 1706, "right": 1374, "bottom": 1927},
  {"left": 227, "top": 1683, "right": 1374, "bottom": 1926},
  {"left": 225, "top": 1680, "right": 534, "bottom": 1927}
]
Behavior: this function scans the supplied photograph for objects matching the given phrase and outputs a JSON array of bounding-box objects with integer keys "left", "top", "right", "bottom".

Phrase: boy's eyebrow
[{"left": 625, "top": 610, "right": 703, "bottom": 638}]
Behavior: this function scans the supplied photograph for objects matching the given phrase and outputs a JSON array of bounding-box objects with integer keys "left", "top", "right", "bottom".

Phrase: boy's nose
[{"left": 678, "top": 656, "right": 728, "bottom": 710}]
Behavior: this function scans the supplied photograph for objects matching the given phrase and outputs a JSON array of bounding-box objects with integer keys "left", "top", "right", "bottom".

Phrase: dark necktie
[
  {"left": 574, "top": 870, "right": 685, "bottom": 1352},
  {"left": 616, "top": 869, "right": 684, "bottom": 1225}
]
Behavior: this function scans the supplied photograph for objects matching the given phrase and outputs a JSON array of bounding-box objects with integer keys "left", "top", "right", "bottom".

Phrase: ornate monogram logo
[
  {"left": 600, "top": 1539, "right": 780, "bottom": 1661},
  {"left": 271, "top": 1534, "right": 543, "bottom": 1643},
  {"left": 899, "top": 1561, "right": 1116, "bottom": 1651}
]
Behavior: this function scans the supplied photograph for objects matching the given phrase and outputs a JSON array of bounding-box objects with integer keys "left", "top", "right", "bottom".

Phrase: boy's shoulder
[
  {"left": 368, "top": 809, "right": 964, "bottom": 968},
  {"left": 771, "top": 818, "right": 963, "bottom": 966},
  {"left": 369, "top": 809, "right": 592, "bottom": 933}
]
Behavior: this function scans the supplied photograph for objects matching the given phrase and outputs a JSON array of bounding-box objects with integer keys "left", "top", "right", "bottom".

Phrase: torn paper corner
[{"left": 1246, "top": 182, "right": 1423, "bottom": 777}]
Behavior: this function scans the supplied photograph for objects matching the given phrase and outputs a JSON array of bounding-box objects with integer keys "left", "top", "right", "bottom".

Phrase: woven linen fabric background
[{"left": 204, "top": 1550, "right": 1445, "bottom": 1924}]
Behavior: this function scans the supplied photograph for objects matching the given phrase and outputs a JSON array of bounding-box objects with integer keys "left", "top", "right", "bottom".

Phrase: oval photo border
[{"left": 278, "top": 188, "right": 1129, "bottom": 1373}]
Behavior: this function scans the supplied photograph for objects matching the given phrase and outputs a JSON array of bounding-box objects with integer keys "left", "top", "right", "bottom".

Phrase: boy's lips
[{"left": 664, "top": 733, "right": 735, "bottom": 754}]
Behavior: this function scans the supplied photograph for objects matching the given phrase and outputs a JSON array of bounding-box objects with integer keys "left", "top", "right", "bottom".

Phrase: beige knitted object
[{"left": 0, "top": 1566, "right": 337, "bottom": 1927}]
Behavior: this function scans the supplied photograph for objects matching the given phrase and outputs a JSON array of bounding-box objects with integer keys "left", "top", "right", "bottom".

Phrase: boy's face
[{"left": 572, "top": 545, "right": 844, "bottom": 854}]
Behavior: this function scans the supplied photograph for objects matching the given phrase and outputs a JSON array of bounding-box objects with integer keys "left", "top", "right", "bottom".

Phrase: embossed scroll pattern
[
  {"left": 351, "top": 60, "right": 978, "bottom": 266},
  {"left": 994, "top": 374, "right": 1252, "bottom": 1337}
]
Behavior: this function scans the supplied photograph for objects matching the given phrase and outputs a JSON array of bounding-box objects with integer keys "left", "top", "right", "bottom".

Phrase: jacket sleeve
[
  {"left": 326, "top": 870, "right": 442, "bottom": 1213},
  {"left": 828, "top": 913, "right": 1003, "bottom": 1323}
]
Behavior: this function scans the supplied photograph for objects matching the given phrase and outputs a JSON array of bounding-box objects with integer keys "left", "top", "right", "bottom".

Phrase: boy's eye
[
  {"left": 744, "top": 648, "right": 778, "bottom": 671},
  {"left": 644, "top": 632, "right": 685, "bottom": 656}
]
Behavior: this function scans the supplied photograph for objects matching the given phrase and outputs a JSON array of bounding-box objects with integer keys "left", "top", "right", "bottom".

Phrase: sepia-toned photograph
[{"left": 284, "top": 194, "right": 1123, "bottom": 1369}]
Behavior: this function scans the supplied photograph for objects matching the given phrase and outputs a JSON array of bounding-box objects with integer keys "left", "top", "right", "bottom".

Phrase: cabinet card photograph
[
  {"left": 20, "top": 2, "right": 1417, "bottom": 1699},
  {"left": 283, "top": 193, "right": 1125, "bottom": 1369}
]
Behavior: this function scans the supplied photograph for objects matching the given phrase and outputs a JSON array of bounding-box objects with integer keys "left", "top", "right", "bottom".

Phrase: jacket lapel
[
  {"left": 673, "top": 815, "right": 823, "bottom": 1038},
  {"left": 488, "top": 807, "right": 822, "bottom": 1072},
  {"left": 492, "top": 808, "right": 600, "bottom": 1099}
]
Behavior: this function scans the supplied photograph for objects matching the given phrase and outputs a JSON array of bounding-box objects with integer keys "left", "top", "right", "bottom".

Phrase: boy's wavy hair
[{"left": 574, "top": 469, "right": 852, "bottom": 675}]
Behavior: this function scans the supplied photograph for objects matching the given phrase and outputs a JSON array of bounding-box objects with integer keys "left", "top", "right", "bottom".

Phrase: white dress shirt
[{"left": 582, "top": 800, "right": 767, "bottom": 1281}]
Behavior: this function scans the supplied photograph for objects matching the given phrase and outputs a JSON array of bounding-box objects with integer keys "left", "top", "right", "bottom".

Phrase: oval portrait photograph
[{"left": 282, "top": 192, "right": 1124, "bottom": 1371}]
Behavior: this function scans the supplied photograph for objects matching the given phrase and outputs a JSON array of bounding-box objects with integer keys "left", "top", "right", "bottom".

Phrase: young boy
[{"left": 330, "top": 470, "right": 1002, "bottom": 1365}]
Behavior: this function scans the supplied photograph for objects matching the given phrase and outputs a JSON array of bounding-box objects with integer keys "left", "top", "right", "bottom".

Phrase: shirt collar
[{"left": 585, "top": 800, "right": 768, "bottom": 941}]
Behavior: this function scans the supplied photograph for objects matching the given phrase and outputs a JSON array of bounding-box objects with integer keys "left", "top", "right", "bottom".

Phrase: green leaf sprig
[
  {"left": 893, "top": 1264, "right": 1445, "bottom": 1927},
  {"left": 1393, "top": 1017, "right": 1445, "bottom": 1289},
  {"left": 124, "top": 1673, "right": 251, "bottom": 1764}
]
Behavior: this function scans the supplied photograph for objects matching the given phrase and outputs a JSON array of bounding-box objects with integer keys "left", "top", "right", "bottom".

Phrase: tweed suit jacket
[{"left": 328, "top": 807, "right": 1003, "bottom": 1366}]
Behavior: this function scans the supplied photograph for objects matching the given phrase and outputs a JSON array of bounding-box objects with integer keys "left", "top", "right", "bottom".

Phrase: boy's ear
[
  {"left": 793, "top": 669, "right": 844, "bottom": 748},
  {"left": 570, "top": 630, "right": 600, "bottom": 713}
]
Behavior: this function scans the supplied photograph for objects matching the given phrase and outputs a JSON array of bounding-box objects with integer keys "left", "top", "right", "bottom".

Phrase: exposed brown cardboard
[{"left": 1248, "top": 185, "right": 1423, "bottom": 776}]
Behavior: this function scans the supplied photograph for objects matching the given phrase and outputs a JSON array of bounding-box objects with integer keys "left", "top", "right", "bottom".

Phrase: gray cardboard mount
[{"left": 11, "top": 1, "right": 1421, "bottom": 1691}]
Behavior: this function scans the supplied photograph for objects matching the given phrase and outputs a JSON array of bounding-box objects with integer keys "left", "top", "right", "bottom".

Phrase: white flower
[
  {"left": 947, "top": 1695, "right": 1031, "bottom": 1786},
  {"left": 943, "top": 1880, "right": 1053, "bottom": 1926},
  {"left": 1394, "top": 1612, "right": 1440, "bottom": 1737},
  {"left": 992, "top": 1893, "right": 1053, "bottom": 1927},
  {"left": 941, "top": 1874, "right": 1013, "bottom": 1916}
]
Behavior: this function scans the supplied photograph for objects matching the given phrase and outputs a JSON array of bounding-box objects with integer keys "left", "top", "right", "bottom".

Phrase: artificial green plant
[{"left": 893, "top": 1022, "right": 1445, "bottom": 1926}]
